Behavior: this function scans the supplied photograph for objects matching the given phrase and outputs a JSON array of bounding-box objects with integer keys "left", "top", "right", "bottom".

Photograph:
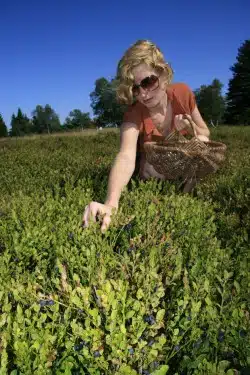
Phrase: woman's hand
[
  {"left": 82, "top": 201, "right": 118, "bottom": 233},
  {"left": 174, "top": 114, "right": 193, "bottom": 133},
  {"left": 174, "top": 114, "right": 209, "bottom": 141}
]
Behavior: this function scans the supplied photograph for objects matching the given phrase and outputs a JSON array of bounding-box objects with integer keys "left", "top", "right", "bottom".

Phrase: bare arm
[
  {"left": 104, "top": 122, "right": 139, "bottom": 208},
  {"left": 191, "top": 106, "right": 210, "bottom": 138}
]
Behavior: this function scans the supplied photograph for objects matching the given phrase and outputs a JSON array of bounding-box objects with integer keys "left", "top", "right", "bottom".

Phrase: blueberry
[
  {"left": 239, "top": 329, "right": 247, "bottom": 338},
  {"left": 144, "top": 315, "right": 155, "bottom": 325},
  {"left": 78, "top": 309, "right": 84, "bottom": 314},
  {"left": 193, "top": 338, "right": 202, "bottom": 348},
  {"left": 152, "top": 361, "right": 159, "bottom": 369},
  {"left": 218, "top": 331, "right": 225, "bottom": 342},
  {"left": 127, "top": 247, "right": 134, "bottom": 253},
  {"left": 124, "top": 223, "right": 132, "bottom": 231},
  {"left": 39, "top": 300, "right": 47, "bottom": 307},
  {"left": 14, "top": 257, "right": 19, "bottom": 262},
  {"left": 68, "top": 232, "right": 74, "bottom": 240},
  {"left": 74, "top": 345, "right": 81, "bottom": 351},
  {"left": 174, "top": 345, "right": 180, "bottom": 351},
  {"left": 142, "top": 370, "right": 150, "bottom": 375},
  {"left": 94, "top": 350, "right": 101, "bottom": 357},
  {"left": 148, "top": 339, "right": 154, "bottom": 346},
  {"left": 47, "top": 300, "right": 55, "bottom": 306},
  {"left": 78, "top": 341, "right": 87, "bottom": 349},
  {"left": 125, "top": 318, "right": 132, "bottom": 327},
  {"left": 128, "top": 348, "right": 134, "bottom": 355},
  {"left": 187, "top": 315, "right": 191, "bottom": 321}
]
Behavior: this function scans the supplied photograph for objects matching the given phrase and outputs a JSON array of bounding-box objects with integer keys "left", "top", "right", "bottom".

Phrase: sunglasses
[{"left": 132, "top": 75, "right": 159, "bottom": 96}]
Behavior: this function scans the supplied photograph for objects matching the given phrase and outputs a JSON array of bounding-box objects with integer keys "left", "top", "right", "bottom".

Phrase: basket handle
[{"left": 181, "top": 114, "right": 198, "bottom": 138}]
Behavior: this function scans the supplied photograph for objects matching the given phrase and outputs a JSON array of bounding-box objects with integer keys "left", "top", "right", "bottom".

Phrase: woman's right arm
[
  {"left": 104, "top": 122, "right": 140, "bottom": 208},
  {"left": 82, "top": 122, "right": 139, "bottom": 231}
]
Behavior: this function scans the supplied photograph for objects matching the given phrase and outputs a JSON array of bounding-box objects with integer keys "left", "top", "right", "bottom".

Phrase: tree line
[{"left": 0, "top": 39, "right": 249, "bottom": 138}]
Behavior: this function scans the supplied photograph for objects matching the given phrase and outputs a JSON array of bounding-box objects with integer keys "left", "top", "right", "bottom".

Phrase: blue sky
[{"left": 1, "top": 0, "right": 249, "bottom": 127}]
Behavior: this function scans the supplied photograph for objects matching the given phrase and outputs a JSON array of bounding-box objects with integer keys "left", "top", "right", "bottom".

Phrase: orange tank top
[
  {"left": 122, "top": 82, "right": 197, "bottom": 177},
  {"left": 123, "top": 82, "right": 196, "bottom": 147}
]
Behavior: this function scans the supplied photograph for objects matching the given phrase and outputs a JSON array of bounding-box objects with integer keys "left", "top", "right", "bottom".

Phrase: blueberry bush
[{"left": 0, "top": 127, "right": 249, "bottom": 374}]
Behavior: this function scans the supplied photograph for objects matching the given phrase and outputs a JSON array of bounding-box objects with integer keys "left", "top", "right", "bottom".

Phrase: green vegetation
[{"left": 0, "top": 126, "right": 249, "bottom": 374}]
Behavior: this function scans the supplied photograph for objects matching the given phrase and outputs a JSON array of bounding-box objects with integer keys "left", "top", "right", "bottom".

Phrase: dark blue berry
[
  {"left": 68, "top": 232, "right": 74, "bottom": 240},
  {"left": 174, "top": 345, "right": 180, "bottom": 351},
  {"left": 127, "top": 247, "right": 134, "bottom": 253},
  {"left": 144, "top": 315, "right": 155, "bottom": 325},
  {"left": 148, "top": 339, "right": 154, "bottom": 346},
  {"left": 14, "top": 257, "right": 19, "bottom": 262},
  {"left": 152, "top": 361, "right": 159, "bottom": 369},
  {"left": 187, "top": 315, "right": 191, "bottom": 321},
  {"left": 39, "top": 300, "right": 47, "bottom": 307},
  {"left": 94, "top": 350, "right": 101, "bottom": 357},
  {"left": 74, "top": 345, "right": 81, "bottom": 351},
  {"left": 47, "top": 300, "right": 54, "bottom": 306},
  {"left": 193, "top": 338, "right": 202, "bottom": 348},
  {"left": 142, "top": 370, "right": 150, "bottom": 375},
  {"left": 218, "top": 331, "right": 225, "bottom": 342},
  {"left": 128, "top": 348, "right": 134, "bottom": 354},
  {"left": 78, "top": 341, "right": 87, "bottom": 349},
  {"left": 239, "top": 329, "right": 247, "bottom": 338},
  {"left": 78, "top": 309, "right": 84, "bottom": 314}
]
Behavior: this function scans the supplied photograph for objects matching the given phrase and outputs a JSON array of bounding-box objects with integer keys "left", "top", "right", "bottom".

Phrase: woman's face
[{"left": 131, "top": 63, "right": 167, "bottom": 108}]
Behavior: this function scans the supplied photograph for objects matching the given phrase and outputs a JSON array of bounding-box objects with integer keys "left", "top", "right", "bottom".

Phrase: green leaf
[
  {"left": 173, "top": 328, "right": 179, "bottom": 336},
  {"left": 204, "top": 278, "right": 209, "bottom": 293},
  {"left": 205, "top": 297, "right": 212, "bottom": 306},
  {"left": 218, "top": 360, "right": 230, "bottom": 371},
  {"left": 126, "top": 310, "right": 135, "bottom": 319},
  {"left": 136, "top": 288, "right": 144, "bottom": 300},
  {"left": 233, "top": 280, "right": 240, "bottom": 293},
  {"left": 151, "top": 364, "right": 169, "bottom": 375},
  {"left": 120, "top": 324, "right": 126, "bottom": 334},
  {"left": 156, "top": 309, "right": 165, "bottom": 322}
]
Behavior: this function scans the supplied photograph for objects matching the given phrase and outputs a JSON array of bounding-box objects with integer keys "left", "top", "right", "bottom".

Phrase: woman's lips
[{"left": 144, "top": 98, "right": 153, "bottom": 104}]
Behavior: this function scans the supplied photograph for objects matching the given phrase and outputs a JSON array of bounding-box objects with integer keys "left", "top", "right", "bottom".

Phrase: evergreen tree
[
  {"left": 9, "top": 108, "right": 31, "bottom": 136},
  {"left": 0, "top": 114, "right": 8, "bottom": 137},
  {"left": 225, "top": 39, "right": 250, "bottom": 125},
  {"left": 194, "top": 79, "right": 226, "bottom": 125}
]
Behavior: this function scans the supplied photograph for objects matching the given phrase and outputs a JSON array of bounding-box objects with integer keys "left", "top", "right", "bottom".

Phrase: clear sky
[{"left": 1, "top": 0, "right": 249, "bottom": 127}]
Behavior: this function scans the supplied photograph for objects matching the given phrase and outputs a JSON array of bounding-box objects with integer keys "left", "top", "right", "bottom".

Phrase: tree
[
  {"left": 64, "top": 109, "right": 92, "bottom": 130},
  {"left": 225, "top": 39, "right": 250, "bottom": 125},
  {"left": 32, "top": 105, "right": 61, "bottom": 134},
  {"left": 9, "top": 108, "right": 32, "bottom": 136},
  {"left": 90, "top": 77, "right": 126, "bottom": 127},
  {"left": 0, "top": 114, "right": 8, "bottom": 137},
  {"left": 194, "top": 79, "right": 226, "bottom": 126}
]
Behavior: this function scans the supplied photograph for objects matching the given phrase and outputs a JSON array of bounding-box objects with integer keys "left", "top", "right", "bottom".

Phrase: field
[{"left": 0, "top": 126, "right": 249, "bottom": 375}]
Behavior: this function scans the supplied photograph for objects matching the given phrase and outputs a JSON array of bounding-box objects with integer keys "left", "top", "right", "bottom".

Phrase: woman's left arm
[{"left": 190, "top": 106, "right": 210, "bottom": 138}]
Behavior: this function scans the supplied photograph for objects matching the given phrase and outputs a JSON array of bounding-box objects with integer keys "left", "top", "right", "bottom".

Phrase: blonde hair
[{"left": 116, "top": 39, "right": 174, "bottom": 105}]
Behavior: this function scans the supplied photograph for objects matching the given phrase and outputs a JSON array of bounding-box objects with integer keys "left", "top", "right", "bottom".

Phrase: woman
[{"left": 83, "top": 39, "right": 210, "bottom": 232}]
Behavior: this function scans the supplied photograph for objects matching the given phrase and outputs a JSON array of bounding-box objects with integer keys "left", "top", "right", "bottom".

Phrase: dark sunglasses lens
[{"left": 141, "top": 75, "right": 158, "bottom": 90}]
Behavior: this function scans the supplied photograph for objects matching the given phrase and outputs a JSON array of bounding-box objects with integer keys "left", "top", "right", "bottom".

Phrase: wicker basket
[{"left": 143, "top": 115, "right": 227, "bottom": 180}]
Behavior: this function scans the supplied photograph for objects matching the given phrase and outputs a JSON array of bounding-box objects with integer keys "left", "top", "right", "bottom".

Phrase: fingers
[
  {"left": 101, "top": 214, "right": 112, "bottom": 233},
  {"left": 174, "top": 114, "right": 192, "bottom": 131},
  {"left": 82, "top": 202, "right": 98, "bottom": 228}
]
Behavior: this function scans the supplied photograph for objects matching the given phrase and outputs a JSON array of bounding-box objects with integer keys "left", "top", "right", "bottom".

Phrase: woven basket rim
[{"left": 144, "top": 140, "right": 227, "bottom": 148}]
